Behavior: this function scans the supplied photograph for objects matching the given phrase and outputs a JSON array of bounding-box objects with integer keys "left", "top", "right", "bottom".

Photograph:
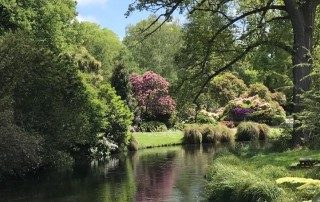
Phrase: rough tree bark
[{"left": 284, "top": 0, "right": 319, "bottom": 146}]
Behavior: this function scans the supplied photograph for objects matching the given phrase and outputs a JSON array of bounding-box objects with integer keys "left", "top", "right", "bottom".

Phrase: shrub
[
  {"left": 210, "top": 72, "right": 247, "bottom": 106},
  {"left": 236, "top": 122, "right": 260, "bottom": 141},
  {"left": 223, "top": 96, "right": 286, "bottom": 126},
  {"left": 0, "top": 109, "right": 43, "bottom": 179},
  {"left": 196, "top": 110, "right": 217, "bottom": 124},
  {"left": 130, "top": 71, "right": 176, "bottom": 122},
  {"left": 100, "top": 84, "right": 133, "bottom": 147},
  {"left": 246, "top": 83, "right": 272, "bottom": 101},
  {"left": 269, "top": 129, "right": 292, "bottom": 152},
  {"left": 139, "top": 121, "right": 168, "bottom": 132},
  {"left": 271, "top": 92, "right": 287, "bottom": 106},
  {"left": 183, "top": 127, "right": 202, "bottom": 144}
]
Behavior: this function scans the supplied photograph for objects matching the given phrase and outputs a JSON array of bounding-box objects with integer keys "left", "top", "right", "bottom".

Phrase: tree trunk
[{"left": 284, "top": 0, "right": 318, "bottom": 146}]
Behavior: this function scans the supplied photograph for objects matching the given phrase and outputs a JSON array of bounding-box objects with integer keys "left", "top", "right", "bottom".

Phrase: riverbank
[
  {"left": 132, "top": 131, "right": 184, "bottom": 149},
  {"left": 205, "top": 148, "right": 320, "bottom": 201}
]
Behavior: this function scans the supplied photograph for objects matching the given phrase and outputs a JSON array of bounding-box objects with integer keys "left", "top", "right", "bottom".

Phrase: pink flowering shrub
[{"left": 130, "top": 71, "right": 176, "bottom": 121}]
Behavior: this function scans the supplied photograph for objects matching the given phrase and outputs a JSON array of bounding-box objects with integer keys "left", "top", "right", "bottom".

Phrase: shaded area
[{"left": 0, "top": 145, "right": 218, "bottom": 202}]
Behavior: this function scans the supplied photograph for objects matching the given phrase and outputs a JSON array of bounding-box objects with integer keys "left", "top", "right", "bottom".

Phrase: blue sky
[
  {"left": 76, "top": 0, "right": 184, "bottom": 39},
  {"left": 76, "top": 0, "right": 158, "bottom": 39}
]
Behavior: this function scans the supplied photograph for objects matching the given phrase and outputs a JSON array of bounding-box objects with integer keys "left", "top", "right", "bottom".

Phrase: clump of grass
[
  {"left": 236, "top": 122, "right": 260, "bottom": 141},
  {"left": 205, "top": 155, "right": 284, "bottom": 202},
  {"left": 183, "top": 127, "right": 202, "bottom": 144},
  {"left": 236, "top": 122, "right": 271, "bottom": 142},
  {"left": 186, "top": 124, "right": 235, "bottom": 145},
  {"left": 257, "top": 123, "right": 270, "bottom": 140}
]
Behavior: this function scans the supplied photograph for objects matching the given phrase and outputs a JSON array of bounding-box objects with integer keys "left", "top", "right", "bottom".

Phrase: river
[{"left": 0, "top": 145, "right": 227, "bottom": 202}]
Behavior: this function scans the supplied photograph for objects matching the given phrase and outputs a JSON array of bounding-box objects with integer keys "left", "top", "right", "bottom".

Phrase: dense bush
[
  {"left": 138, "top": 121, "right": 168, "bottom": 132},
  {"left": 206, "top": 156, "right": 283, "bottom": 201},
  {"left": 223, "top": 96, "right": 286, "bottom": 126},
  {"left": 0, "top": 109, "right": 43, "bottom": 179},
  {"left": 196, "top": 110, "right": 217, "bottom": 124},
  {"left": 183, "top": 127, "right": 202, "bottom": 144},
  {"left": 0, "top": 33, "right": 133, "bottom": 173},
  {"left": 210, "top": 72, "right": 247, "bottom": 106},
  {"left": 246, "top": 83, "right": 272, "bottom": 101},
  {"left": 99, "top": 84, "right": 133, "bottom": 147},
  {"left": 271, "top": 92, "right": 287, "bottom": 106},
  {"left": 299, "top": 52, "right": 320, "bottom": 147},
  {"left": 130, "top": 71, "right": 176, "bottom": 122},
  {"left": 110, "top": 62, "right": 134, "bottom": 106}
]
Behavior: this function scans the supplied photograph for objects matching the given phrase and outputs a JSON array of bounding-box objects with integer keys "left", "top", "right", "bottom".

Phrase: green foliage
[
  {"left": 0, "top": 0, "right": 77, "bottom": 50},
  {"left": 246, "top": 83, "right": 272, "bottom": 101},
  {"left": 139, "top": 121, "right": 167, "bottom": 132},
  {"left": 271, "top": 92, "right": 287, "bottom": 106},
  {"left": 223, "top": 96, "right": 286, "bottom": 126},
  {"left": 299, "top": 47, "right": 320, "bottom": 148},
  {"left": 73, "top": 22, "right": 124, "bottom": 77},
  {"left": 99, "top": 84, "right": 133, "bottom": 147},
  {"left": 111, "top": 62, "right": 133, "bottom": 102},
  {"left": 236, "top": 122, "right": 260, "bottom": 141},
  {"left": 0, "top": 105, "right": 43, "bottom": 179},
  {"left": 196, "top": 110, "right": 217, "bottom": 124},
  {"left": 183, "top": 127, "right": 202, "bottom": 145},
  {"left": 124, "top": 16, "right": 182, "bottom": 83},
  {"left": 210, "top": 72, "right": 247, "bottom": 106}
]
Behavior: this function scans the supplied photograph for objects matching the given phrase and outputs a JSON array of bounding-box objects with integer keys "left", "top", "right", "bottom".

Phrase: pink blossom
[{"left": 130, "top": 71, "right": 176, "bottom": 117}]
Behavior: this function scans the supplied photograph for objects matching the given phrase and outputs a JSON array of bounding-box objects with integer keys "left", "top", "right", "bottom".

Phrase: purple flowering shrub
[
  {"left": 223, "top": 95, "right": 286, "bottom": 126},
  {"left": 232, "top": 107, "right": 255, "bottom": 121}
]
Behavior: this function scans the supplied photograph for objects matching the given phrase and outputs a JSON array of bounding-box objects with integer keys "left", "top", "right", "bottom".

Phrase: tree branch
[{"left": 192, "top": 40, "right": 293, "bottom": 103}]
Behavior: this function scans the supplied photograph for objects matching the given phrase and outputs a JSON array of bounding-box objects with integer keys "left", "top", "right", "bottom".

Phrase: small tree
[
  {"left": 130, "top": 71, "right": 176, "bottom": 122},
  {"left": 111, "top": 62, "right": 132, "bottom": 102}
]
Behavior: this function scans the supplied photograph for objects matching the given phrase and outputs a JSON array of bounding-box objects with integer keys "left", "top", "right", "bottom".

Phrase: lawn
[
  {"left": 206, "top": 147, "right": 320, "bottom": 201},
  {"left": 132, "top": 131, "right": 184, "bottom": 149}
]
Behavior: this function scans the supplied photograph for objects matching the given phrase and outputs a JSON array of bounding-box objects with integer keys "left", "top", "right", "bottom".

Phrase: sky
[{"left": 76, "top": 0, "right": 159, "bottom": 39}]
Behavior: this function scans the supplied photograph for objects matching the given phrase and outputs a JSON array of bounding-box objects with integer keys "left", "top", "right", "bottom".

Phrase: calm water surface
[{"left": 0, "top": 145, "right": 223, "bottom": 202}]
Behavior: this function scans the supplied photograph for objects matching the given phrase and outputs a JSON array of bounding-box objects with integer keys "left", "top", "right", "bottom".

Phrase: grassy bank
[
  {"left": 205, "top": 148, "right": 320, "bottom": 201},
  {"left": 132, "top": 131, "right": 184, "bottom": 149}
]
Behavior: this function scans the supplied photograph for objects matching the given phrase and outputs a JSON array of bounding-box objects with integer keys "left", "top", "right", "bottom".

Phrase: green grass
[
  {"left": 132, "top": 131, "right": 184, "bottom": 149},
  {"left": 206, "top": 148, "right": 320, "bottom": 201}
]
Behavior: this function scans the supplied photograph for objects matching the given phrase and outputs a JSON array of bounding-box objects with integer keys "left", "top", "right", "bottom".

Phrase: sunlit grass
[{"left": 132, "top": 131, "right": 184, "bottom": 149}]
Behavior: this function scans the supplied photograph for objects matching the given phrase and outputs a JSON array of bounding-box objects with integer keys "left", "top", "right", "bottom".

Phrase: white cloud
[
  {"left": 76, "top": 0, "right": 108, "bottom": 6},
  {"left": 76, "top": 15, "right": 99, "bottom": 23}
]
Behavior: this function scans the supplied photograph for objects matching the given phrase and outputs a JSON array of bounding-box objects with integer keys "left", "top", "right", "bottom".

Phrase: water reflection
[{"left": 0, "top": 145, "right": 217, "bottom": 202}]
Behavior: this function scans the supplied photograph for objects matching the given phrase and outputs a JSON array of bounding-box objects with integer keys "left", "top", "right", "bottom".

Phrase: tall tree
[
  {"left": 127, "top": 0, "right": 320, "bottom": 145},
  {"left": 72, "top": 22, "right": 124, "bottom": 78},
  {"left": 123, "top": 16, "right": 183, "bottom": 83}
]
